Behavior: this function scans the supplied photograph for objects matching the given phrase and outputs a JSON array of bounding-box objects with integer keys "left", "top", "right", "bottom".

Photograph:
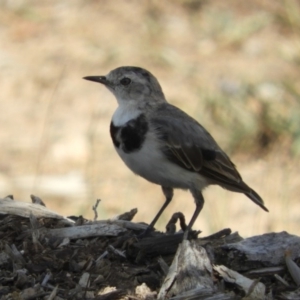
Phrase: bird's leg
[
  {"left": 139, "top": 186, "right": 173, "bottom": 238},
  {"left": 183, "top": 189, "right": 204, "bottom": 240},
  {"left": 150, "top": 186, "right": 174, "bottom": 229}
]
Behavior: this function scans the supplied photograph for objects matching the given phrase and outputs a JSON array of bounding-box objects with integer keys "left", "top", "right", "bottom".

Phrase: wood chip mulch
[{"left": 1, "top": 199, "right": 300, "bottom": 299}]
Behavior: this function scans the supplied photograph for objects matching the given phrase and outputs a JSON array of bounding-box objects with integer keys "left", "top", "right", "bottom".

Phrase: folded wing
[{"left": 151, "top": 103, "right": 268, "bottom": 212}]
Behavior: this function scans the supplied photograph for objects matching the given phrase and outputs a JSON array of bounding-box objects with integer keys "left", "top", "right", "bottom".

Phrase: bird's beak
[{"left": 83, "top": 76, "right": 108, "bottom": 85}]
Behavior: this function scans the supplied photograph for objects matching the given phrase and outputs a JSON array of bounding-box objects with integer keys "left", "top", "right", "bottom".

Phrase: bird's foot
[
  {"left": 136, "top": 225, "right": 156, "bottom": 239},
  {"left": 166, "top": 212, "right": 201, "bottom": 240},
  {"left": 183, "top": 229, "right": 201, "bottom": 240}
]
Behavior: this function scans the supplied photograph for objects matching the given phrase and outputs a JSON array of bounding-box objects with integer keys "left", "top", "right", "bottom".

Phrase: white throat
[{"left": 112, "top": 102, "right": 141, "bottom": 126}]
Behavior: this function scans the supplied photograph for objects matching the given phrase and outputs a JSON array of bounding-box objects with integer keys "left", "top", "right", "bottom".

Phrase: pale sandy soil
[{"left": 1, "top": 0, "right": 300, "bottom": 237}]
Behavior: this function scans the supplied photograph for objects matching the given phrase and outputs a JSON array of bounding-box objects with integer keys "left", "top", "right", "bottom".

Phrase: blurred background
[{"left": 1, "top": 0, "right": 300, "bottom": 237}]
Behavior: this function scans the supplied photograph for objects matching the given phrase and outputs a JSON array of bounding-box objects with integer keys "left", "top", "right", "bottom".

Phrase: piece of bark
[
  {"left": 4, "top": 243, "right": 26, "bottom": 267},
  {"left": 246, "top": 266, "right": 285, "bottom": 277},
  {"left": 281, "top": 287, "right": 300, "bottom": 300},
  {"left": 285, "top": 250, "right": 300, "bottom": 286},
  {"left": 0, "top": 249, "right": 10, "bottom": 267},
  {"left": 30, "top": 194, "right": 46, "bottom": 206},
  {"left": 96, "top": 289, "right": 127, "bottom": 300},
  {"left": 214, "top": 265, "right": 266, "bottom": 299},
  {"left": 47, "top": 285, "right": 59, "bottom": 300},
  {"left": 158, "top": 257, "right": 170, "bottom": 275},
  {"left": 129, "top": 231, "right": 242, "bottom": 262},
  {"left": 158, "top": 240, "right": 214, "bottom": 299},
  {"left": 109, "top": 208, "right": 138, "bottom": 221},
  {"left": 86, "top": 219, "right": 148, "bottom": 231},
  {"left": 130, "top": 233, "right": 184, "bottom": 263},
  {"left": 41, "top": 271, "right": 52, "bottom": 287},
  {"left": 15, "top": 269, "right": 28, "bottom": 288},
  {"left": 0, "top": 198, "right": 74, "bottom": 223},
  {"left": 215, "top": 231, "right": 300, "bottom": 271},
  {"left": 44, "top": 222, "right": 127, "bottom": 239},
  {"left": 274, "top": 274, "right": 290, "bottom": 287},
  {"left": 170, "top": 288, "right": 236, "bottom": 300},
  {"left": 78, "top": 272, "right": 90, "bottom": 288}
]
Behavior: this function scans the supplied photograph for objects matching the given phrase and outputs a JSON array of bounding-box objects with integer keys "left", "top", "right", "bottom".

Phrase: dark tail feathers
[{"left": 245, "top": 188, "right": 269, "bottom": 212}]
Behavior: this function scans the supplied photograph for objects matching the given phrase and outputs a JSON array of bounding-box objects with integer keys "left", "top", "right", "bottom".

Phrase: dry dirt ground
[{"left": 1, "top": 0, "right": 300, "bottom": 238}]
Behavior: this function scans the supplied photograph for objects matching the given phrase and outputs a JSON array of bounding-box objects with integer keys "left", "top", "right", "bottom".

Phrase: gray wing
[
  {"left": 150, "top": 103, "right": 242, "bottom": 186},
  {"left": 150, "top": 103, "right": 268, "bottom": 212}
]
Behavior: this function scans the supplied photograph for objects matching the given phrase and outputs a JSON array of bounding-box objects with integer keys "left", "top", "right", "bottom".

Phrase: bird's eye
[{"left": 120, "top": 77, "right": 131, "bottom": 86}]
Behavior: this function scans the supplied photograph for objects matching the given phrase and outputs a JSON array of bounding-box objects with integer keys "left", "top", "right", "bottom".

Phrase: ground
[{"left": 1, "top": 203, "right": 300, "bottom": 299}]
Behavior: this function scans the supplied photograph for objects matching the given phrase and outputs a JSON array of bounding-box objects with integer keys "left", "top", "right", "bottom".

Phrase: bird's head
[{"left": 84, "top": 66, "right": 166, "bottom": 106}]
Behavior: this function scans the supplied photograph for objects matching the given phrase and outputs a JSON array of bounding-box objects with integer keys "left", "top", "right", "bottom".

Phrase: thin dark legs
[
  {"left": 149, "top": 186, "right": 174, "bottom": 227},
  {"left": 183, "top": 190, "right": 204, "bottom": 240},
  {"left": 142, "top": 187, "right": 204, "bottom": 240},
  {"left": 140, "top": 186, "right": 173, "bottom": 237}
]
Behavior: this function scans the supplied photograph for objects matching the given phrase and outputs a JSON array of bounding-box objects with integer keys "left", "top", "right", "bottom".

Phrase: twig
[{"left": 92, "top": 199, "right": 101, "bottom": 221}]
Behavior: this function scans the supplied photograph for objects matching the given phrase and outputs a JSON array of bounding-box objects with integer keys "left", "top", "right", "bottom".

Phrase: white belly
[{"left": 115, "top": 131, "right": 208, "bottom": 190}]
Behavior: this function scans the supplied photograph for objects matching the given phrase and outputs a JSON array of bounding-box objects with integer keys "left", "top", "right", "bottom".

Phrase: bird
[{"left": 83, "top": 66, "right": 268, "bottom": 239}]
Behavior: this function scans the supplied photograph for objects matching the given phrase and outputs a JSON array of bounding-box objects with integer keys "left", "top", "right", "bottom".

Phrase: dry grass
[{"left": 1, "top": 0, "right": 300, "bottom": 237}]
